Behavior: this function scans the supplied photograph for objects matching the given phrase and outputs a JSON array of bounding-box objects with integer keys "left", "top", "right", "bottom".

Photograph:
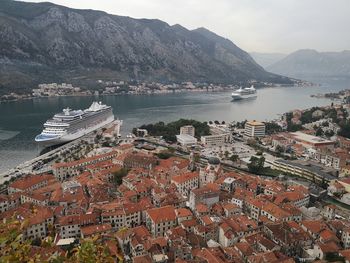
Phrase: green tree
[
  {"left": 102, "top": 141, "right": 110, "bottom": 147},
  {"left": 224, "top": 151, "right": 230, "bottom": 159},
  {"left": 113, "top": 168, "right": 129, "bottom": 185},
  {"left": 275, "top": 145, "right": 284, "bottom": 153},
  {"left": 0, "top": 218, "right": 122, "bottom": 263},
  {"left": 339, "top": 121, "right": 350, "bottom": 138},
  {"left": 229, "top": 154, "right": 239, "bottom": 163},
  {"left": 325, "top": 130, "right": 334, "bottom": 137},
  {"left": 71, "top": 237, "right": 115, "bottom": 263},
  {"left": 265, "top": 122, "right": 282, "bottom": 134},
  {"left": 156, "top": 150, "right": 173, "bottom": 159},
  {"left": 315, "top": 127, "right": 323, "bottom": 137},
  {"left": 248, "top": 156, "right": 265, "bottom": 173},
  {"left": 135, "top": 119, "right": 210, "bottom": 143}
]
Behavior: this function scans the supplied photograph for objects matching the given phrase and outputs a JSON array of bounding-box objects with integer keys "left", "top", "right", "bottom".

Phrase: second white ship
[
  {"left": 35, "top": 101, "right": 121, "bottom": 147},
  {"left": 231, "top": 85, "right": 257, "bottom": 101}
]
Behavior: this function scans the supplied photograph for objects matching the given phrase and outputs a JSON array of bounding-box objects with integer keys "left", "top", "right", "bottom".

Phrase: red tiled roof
[
  {"left": 317, "top": 241, "right": 340, "bottom": 253},
  {"left": 235, "top": 242, "right": 254, "bottom": 257},
  {"left": 1, "top": 204, "right": 53, "bottom": 227},
  {"left": 301, "top": 220, "right": 328, "bottom": 234},
  {"left": 9, "top": 174, "right": 54, "bottom": 190},
  {"left": 340, "top": 249, "right": 350, "bottom": 261},
  {"left": 58, "top": 213, "right": 99, "bottom": 226},
  {"left": 146, "top": 205, "right": 176, "bottom": 224},
  {"left": 176, "top": 207, "right": 193, "bottom": 218},
  {"left": 81, "top": 224, "right": 112, "bottom": 236},
  {"left": 171, "top": 171, "right": 199, "bottom": 184}
]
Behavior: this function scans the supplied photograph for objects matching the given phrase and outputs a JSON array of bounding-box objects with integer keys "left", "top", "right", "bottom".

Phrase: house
[
  {"left": 0, "top": 204, "right": 54, "bottom": 240},
  {"left": 52, "top": 151, "right": 118, "bottom": 181},
  {"left": 56, "top": 213, "right": 99, "bottom": 239},
  {"left": 145, "top": 205, "right": 177, "bottom": 237},
  {"left": 219, "top": 215, "right": 258, "bottom": 247},
  {"left": 313, "top": 242, "right": 340, "bottom": 260},
  {"left": 342, "top": 228, "right": 350, "bottom": 248},
  {"left": 8, "top": 174, "right": 55, "bottom": 194},
  {"left": 100, "top": 202, "right": 142, "bottom": 229},
  {"left": 171, "top": 172, "right": 199, "bottom": 197},
  {"left": 175, "top": 208, "right": 193, "bottom": 224},
  {"left": 189, "top": 185, "right": 220, "bottom": 210},
  {"left": 81, "top": 224, "right": 112, "bottom": 238}
]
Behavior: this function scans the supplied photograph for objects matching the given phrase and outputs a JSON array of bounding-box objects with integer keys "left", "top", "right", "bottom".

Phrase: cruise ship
[
  {"left": 35, "top": 102, "right": 119, "bottom": 147},
  {"left": 231, "top": 86, "right": 257, "bottom": 101}
]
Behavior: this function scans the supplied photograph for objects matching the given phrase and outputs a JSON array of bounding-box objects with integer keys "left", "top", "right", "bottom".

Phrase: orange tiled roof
[
  {"left": 81, "top": 224, "right": 112, "bottom": 236},
  {"left": 1, "top": 204, "right": 53, "bottom": 227},
  {"left": 171, "top": 171, "right": 199, "bottom": 184},
  {"left": 262, "top": 202, "right": 291, "bottom": 220},
  {"left": 58, "top": 213, "right": 99, "bottom": 226},
  {"left": 340, "top": 249, "right": 350, "bottom": 261},
  {"left": 301, "top": 220, "right": 328, "bottom": 234},
  {"left": 9, "top": 174, "right": 54, "bottom": 190},
  {"left": 146, "top": 205, "right": 176, "bottom": 224},
  {"left": 176, "top": 207, "right": 193, "bottom": 218},
  {"left": 235, "top": 242, "right": 254, "bottom": 257}
]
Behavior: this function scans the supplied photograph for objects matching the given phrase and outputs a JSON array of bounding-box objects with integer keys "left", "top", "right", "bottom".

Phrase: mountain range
[
  {"left": 249, "top": 52, "right": 287, "bottom": 68},
  {"left": 264, "top": 49, "right": 350, "bottom": 80},
  {"left": 0, "top": 0, "right": 292, "bottom": 95}
]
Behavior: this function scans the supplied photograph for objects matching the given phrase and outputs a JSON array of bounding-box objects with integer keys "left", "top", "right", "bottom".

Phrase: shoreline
[
  {"left": 0, "top": 83, "right": 310, "bottom": 104},
  {"left": 0, "top": 82, "right": 334, "bottom": 177},
  {"left": 0, "top": 90, "right": 333, "bottom": 179}
]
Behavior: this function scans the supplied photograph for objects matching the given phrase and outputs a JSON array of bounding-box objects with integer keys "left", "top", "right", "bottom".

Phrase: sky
[{"left": 22, "top": 0, "right": 350, "bottom": 54}]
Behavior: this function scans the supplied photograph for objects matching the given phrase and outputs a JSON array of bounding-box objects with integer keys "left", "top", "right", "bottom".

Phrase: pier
[{"left": 0, "top": 120, "right": 122, "bottom": 186}]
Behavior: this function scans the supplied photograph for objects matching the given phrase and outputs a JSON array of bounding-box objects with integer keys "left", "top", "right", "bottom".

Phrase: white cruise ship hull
[
  {"left": 35, "top": 115, "right": 115, "bottom": 147},
  {"left": 231, "top": 93, "right": 257, "bottom": 100}
]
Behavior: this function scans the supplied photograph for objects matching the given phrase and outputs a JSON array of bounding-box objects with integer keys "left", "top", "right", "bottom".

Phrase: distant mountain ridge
[
  {"left": 0, "top": 0, "right": 291, "bottom": 94},
  {"left": 266, "top": 49, "right": 350, "bottom": 80},
  {"left": 249, "top": 52, "right": 287, "bottom": 68}
]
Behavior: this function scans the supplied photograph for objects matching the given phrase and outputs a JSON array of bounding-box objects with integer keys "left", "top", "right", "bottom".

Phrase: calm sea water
[{"left": 0, "top": 78, "right": 349, "bottom": 173}]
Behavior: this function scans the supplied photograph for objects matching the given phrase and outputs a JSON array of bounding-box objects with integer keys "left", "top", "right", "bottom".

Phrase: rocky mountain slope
[
  {"left": 267, "top": 49, "right": 350, "bottom": 80},
  {"left": 0, "top": 0, "right": 291, "bottom": 94}
]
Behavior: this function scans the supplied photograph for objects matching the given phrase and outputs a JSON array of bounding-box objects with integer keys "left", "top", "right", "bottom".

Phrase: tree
[
  {"left": 0, "top": 218, "right": 122, "bottom": 263},
  {"left": 325, "top": 130, "right": 334, "bottom": 138},
  {"left": 71, "top": 237, "right": 115, "bottom": 263},
  {"left": 102, "top": 141, "right": 110, "bottom": 147},
  {"left": 224, "top": 151, "right": 230, "bottom": 159},
  {"left": 113, "top": 168, "right": 129, "bottom": 185},
  {"left": 248, "top": 156, "right": 265, "bottom": 174},
  {"left": 322, "top": 121, "right": 329, "bottom": 127},
  {"left": 0, "top": 219, "right": 39, "bottom": 262},
  {"left": 156, "top": 150, "right": 173, "bottom": 159},
  {"left": 256, "top": 150, "right": 263, "bottom": 156},
  {"left": 265, "top": 122, "right": 282, "bottom": 134},
  {"left": 229, "top": 154, "right": 239, "bottom": 163},
  {"left": 339, "top": 121, "right": 350, "bottom": 139},
  {"left": 135, "top": 119, "right": 210, "bottom": 143},
  {"left": 315, "top": 127, "right": 323, "bottom": 137},
  {"left": 275, "top": 145, "right": 284, "bottom": 153}
]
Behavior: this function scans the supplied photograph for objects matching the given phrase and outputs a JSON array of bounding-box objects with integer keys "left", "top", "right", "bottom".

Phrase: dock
[{"left": 0, "top": 120, "right": 122, "bottom": 186}]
